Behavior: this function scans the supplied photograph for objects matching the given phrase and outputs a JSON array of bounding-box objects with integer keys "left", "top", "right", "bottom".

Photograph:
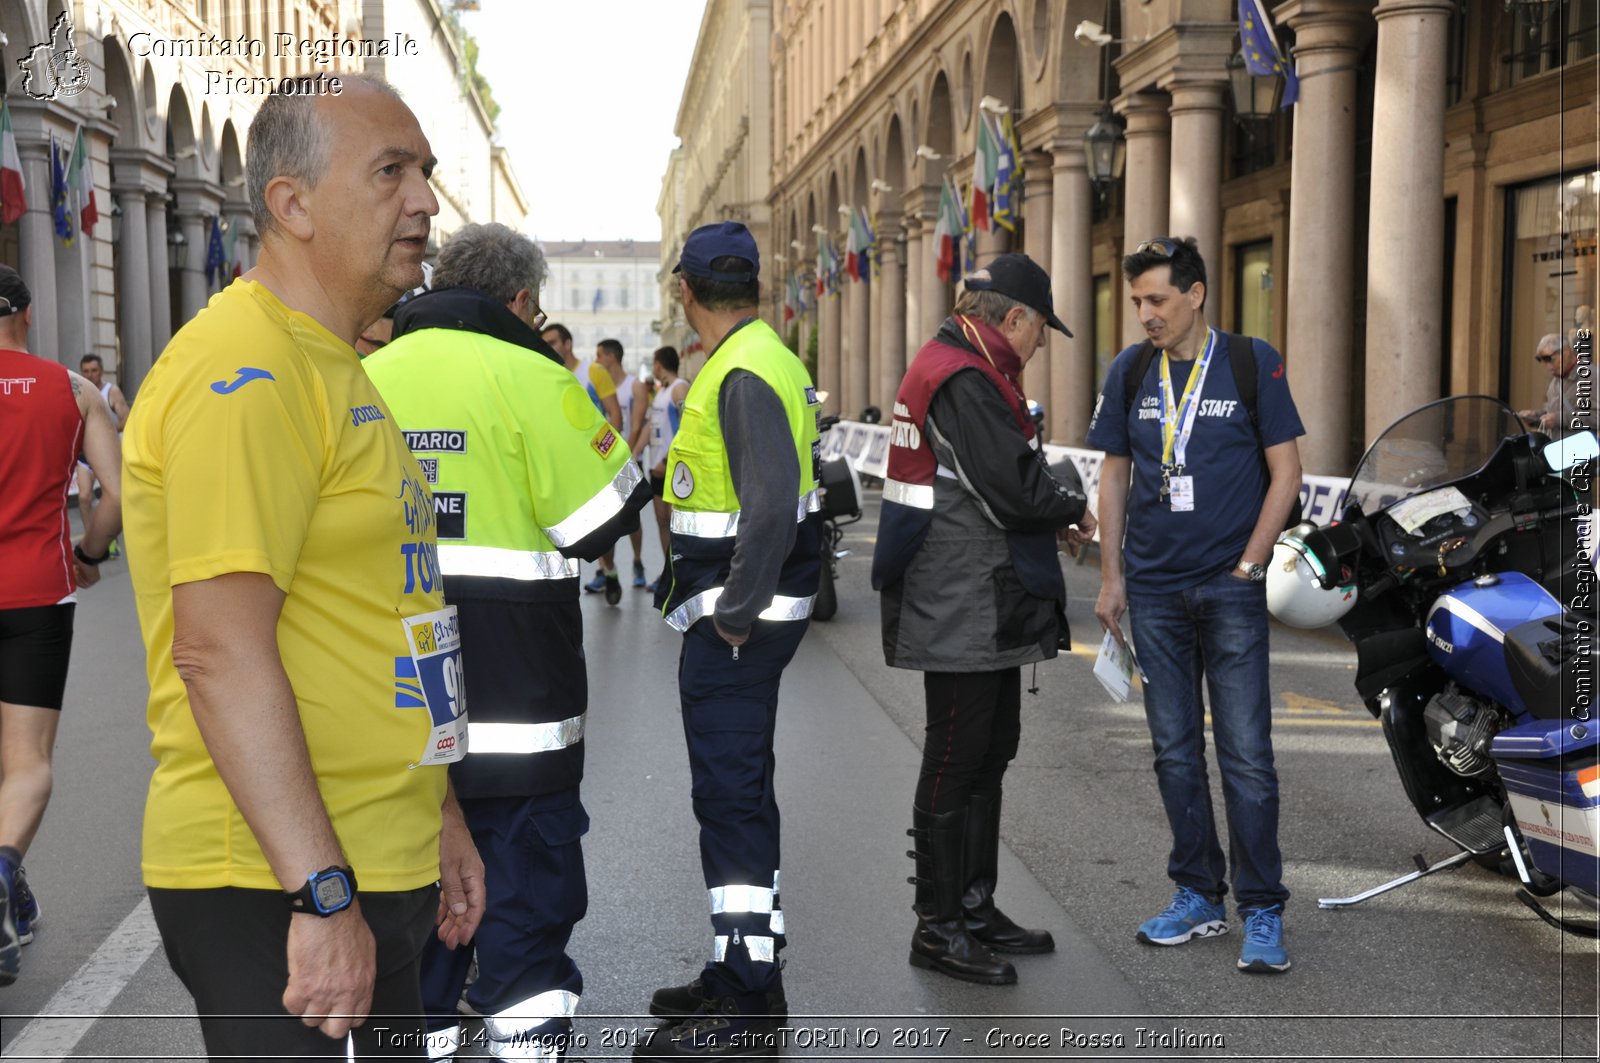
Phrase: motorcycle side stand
[{"left": 1317, "top": 850, "right": 1475, "bottom": 910}]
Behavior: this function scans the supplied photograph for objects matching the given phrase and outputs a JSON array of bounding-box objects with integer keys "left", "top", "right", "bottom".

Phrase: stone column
[
  {"left": 1282, "top": 0, "right": 1372, "bottom": 474},
  {"left": 1051, "top": 134, "right": 1097, "bottom": 446},
  {"left": 16, "top": 144, "right": 58, "bottom": 359},
  {"left": 840, "top": 277, "right": 864, "bottom": 417},
  {"left": 173, "top": 178, "right": 223, "bottom": 326},
  {"left": 1021, "top": 151, "right": 1054, "bottom": 432},
  {"left": 919, "top": 183, "right": 951, "bottom": 343},
  {"left": 112, "top": 187, "right": 153, "bottom": 392},
  {"left": 1166, "top": 80, "right": 1227, "bottom": 273},
  {"left": 876, "top": 212, "right": 906, "bottom": 406},
  {"left": 818, "top": 268, "right": 841, "bottom": 416},
  {"left": 1364, "top": 0, "right": 1453, "bottom": 441},
  {"left": 900, "top": 213, "right": 922, "bottom": 370},
  {"left": 1116, "top": 92, "right": 1171, "bottom": 345},
  {"left": 146, "top": 191, "right": 173, "bottom": 354}
]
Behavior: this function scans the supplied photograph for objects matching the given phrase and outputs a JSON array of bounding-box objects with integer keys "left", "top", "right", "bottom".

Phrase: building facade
[
  {"left": 657, "top": 0, "right": 774, "bottom": 375},
  {"left": 542, "top": 239, "right": 663, "bottom": 373},
  {"left": 755, "top": 0, "right": 1596, "bottom": 476},
  {"left": 0, "top": 0, "right": 526, "bottom": 396}
]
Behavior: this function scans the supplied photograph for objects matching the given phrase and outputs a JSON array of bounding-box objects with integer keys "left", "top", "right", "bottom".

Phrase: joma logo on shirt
[{"left": 350, "top": 404, "right": 386, "bottom": 426}]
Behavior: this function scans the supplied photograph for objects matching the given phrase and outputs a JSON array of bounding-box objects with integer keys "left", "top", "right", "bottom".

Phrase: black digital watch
[{"left": 287, "top": 865, "right": 357, "bottom": 916}]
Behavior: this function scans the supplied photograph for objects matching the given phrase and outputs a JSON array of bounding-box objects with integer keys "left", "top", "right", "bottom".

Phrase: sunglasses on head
[{"left": 1135, "top": 239, "right": 1181, "bottom": 258}]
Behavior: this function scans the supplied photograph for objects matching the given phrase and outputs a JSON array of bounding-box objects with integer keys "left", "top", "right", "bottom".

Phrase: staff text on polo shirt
[{"left": 404, "top": 430, "right": 468, "bottom": 454}]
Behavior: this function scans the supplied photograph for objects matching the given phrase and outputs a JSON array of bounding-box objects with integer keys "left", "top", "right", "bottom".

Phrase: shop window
[
  {"left": 1500, "top": 1, "right": 1600, "bottom": 87},
  {"left": 1499, "top": 172, "right": 1598, "bottom": 411},
  {"left": 1233, "top": 240, "right": 1274, "bottom": 341}
]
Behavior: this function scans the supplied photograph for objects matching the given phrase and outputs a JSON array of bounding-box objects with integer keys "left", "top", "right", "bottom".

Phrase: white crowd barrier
[{"left": 821, "top": 419, "right": 1354, "bottom": 528}]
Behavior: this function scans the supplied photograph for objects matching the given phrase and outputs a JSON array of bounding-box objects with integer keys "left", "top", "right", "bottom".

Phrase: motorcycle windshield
[{"left": 1345, "top": 396, "right": 1523, "bottom": 516}]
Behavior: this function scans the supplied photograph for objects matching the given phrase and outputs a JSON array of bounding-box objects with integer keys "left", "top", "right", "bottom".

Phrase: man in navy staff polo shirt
[{"left": 1087, "top": 236, "right": 1304, "bottom": 975}]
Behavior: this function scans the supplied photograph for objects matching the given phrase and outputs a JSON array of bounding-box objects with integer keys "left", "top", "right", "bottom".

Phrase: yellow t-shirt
[{"left": 124, "top": 280, "right": 451, "bottom": 892}]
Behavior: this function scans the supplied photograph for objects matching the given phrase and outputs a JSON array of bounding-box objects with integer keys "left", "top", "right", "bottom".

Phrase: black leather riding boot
[
  {"left": 962, "top": 792, "right": 1055, "bottom": 954},
  {"left": 907, "top": 805, "right": 1016, "bottom": 985}
]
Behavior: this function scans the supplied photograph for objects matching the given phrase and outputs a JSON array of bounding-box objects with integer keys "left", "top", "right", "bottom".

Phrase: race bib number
[{"left": 402, "top": 605, "right": 467, "bottom": 767}]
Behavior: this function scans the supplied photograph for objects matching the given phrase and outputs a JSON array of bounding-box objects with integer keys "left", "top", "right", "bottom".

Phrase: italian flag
[
  {"left": 970, "top": 113, "right": 1000, "bottom": 234},
  {"left": 68, "top": 126, "right": 97, "bottom": 237},
  {"left": 934, "top": 177, "right": 960, "bottom": 283},
  {"left": 0, "top": 102, "right": 25, "bottom": 226}
]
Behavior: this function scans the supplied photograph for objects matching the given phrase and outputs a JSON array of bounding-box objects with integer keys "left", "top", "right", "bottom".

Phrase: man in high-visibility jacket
[
  {"left": 365, "top": 222, "right": 650, "bottom": 1061},
  {"left": 638, "top": 222, "right": 821, "bottom": 1060}
]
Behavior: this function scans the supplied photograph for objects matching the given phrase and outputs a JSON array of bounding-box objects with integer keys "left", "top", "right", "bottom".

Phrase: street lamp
[
  {"left": 1227, "top": 49, "right": 1282, "bottom": 121},
  {"left": 1082, "top": 106, "right": 1126, "bottom": 188},
  {"left": 165, "top": 225, "right": 185, "bottom": 270}
]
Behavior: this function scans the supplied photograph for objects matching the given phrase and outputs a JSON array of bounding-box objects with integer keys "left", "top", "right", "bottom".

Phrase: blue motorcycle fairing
[{"left": 1424, "top": 572, "right": 1562, "bottom": 715}]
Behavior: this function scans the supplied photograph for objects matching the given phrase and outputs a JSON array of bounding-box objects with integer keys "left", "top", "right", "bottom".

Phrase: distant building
[
  {"left": 540, "top": 239, "right": 663, "bottom": 373},
  {"left": 0, "top": 0, "right": 526, "bottom": 397},
  {"left": 656, "top": 0, "right": 774, "bottom": 375}
]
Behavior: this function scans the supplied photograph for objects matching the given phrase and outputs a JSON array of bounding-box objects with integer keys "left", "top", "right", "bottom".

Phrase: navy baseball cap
[
  {"left": 962, "top": 253, "right": 1072, "bottom": 337},
  {"left": 673, "top": 221, "right": 760, "bottom": 283}
]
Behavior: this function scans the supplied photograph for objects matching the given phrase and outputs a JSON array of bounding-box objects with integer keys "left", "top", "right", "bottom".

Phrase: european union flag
[
  {"left": 1239, "top": 0, "right": 1299, "bottom": 109},
  {"left": 204, "top": 216, "right": 226, "bottom": 286},
  {"left": 49, "top": 134, "right": 72, "bottom": 243}
]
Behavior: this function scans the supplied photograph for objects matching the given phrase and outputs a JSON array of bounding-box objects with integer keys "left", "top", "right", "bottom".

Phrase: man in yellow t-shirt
[{"left": 122, "top": 75, "right": 483, "bottom": 1060}]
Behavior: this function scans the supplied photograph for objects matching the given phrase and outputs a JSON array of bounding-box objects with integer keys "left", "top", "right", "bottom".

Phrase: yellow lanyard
[{"left": 1158, "top": 329, "right": 1215, "bottom": 469}]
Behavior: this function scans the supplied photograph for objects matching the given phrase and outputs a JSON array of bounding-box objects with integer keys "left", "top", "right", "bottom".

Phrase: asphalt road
[{"left": 1, "top": 494, "right": 1596, "bottom": 1061}]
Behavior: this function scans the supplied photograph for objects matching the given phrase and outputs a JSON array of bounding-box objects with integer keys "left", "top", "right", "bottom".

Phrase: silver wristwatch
[{"left": 1236, "top": 561, "right": 1267, "bottom": 583}]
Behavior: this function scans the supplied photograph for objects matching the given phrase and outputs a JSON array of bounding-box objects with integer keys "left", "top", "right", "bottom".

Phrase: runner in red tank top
[{"left": 0, "top": 264, "right": 123, "bottom": 987}]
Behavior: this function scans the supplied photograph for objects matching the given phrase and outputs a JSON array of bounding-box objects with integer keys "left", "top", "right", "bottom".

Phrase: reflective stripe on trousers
[
  {"left": 426, "top": 1025, "right": 460, "bottom": 1062},
  {"left": 483, "top": 987, "right": 580, "bottom": 1045},
  {"left": 664, "top": 588, "right": 815, "bottom": 634},
  {"left": 712, "top": 934, "right": 777, "bottom": 965},
  {"left": 669, "top": 488, "right": 821, "bottom": 538},
  {"left": 438, "top": 544, "right": 578, "bottom": 581},
  {"left": 543, "top": 462, "right": 644, "bottom": 548},
  {"left": 468, "top": 714, "right": 586, "bottom": 754},
  {"left": 710, "top": 880, "right": 785, "bottom": 935}
]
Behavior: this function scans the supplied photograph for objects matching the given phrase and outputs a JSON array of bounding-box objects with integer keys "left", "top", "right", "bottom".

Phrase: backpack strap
[
  {"left": 1227, "top": 331, "right": 1304, "bottom": 528},
  {"left": 1121, "top": 339, "right": 1158, "bottom": 415},
  {"left": 1226, "top": 332, "right": 1259, "bottom": 436}
]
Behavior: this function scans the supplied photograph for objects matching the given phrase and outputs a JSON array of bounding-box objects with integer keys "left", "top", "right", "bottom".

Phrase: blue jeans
[{"left": 1127, "top": 569, "right": 1288, "bottom": 910}]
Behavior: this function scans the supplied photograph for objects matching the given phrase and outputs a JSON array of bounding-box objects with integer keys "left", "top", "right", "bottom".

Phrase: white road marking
[{"left": 4, "top": 897, "right": 162, "bottom": 1061}]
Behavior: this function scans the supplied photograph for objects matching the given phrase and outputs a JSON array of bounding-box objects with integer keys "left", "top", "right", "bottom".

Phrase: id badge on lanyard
[
  {"left": 401, "top": 604, "right": 468, "bottom": 767},
  {"left": 1158, "top": 330, "right": 1214, "bottom": 513}
]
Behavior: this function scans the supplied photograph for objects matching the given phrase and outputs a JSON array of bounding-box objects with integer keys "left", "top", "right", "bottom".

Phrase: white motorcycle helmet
[{"left": 1266, "top": 523, "right": 1359, "bottom": 629}]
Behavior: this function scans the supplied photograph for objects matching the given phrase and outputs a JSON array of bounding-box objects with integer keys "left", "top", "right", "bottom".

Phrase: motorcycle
[
  {"left": 1268, "top": 394, "right": 1600, "bottom": 932},
  {"left": 813, "top": 414, "right": 863, "bottom": 622}
]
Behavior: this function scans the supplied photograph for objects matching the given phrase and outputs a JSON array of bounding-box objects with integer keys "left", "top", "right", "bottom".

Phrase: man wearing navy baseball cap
[
  {"left": 873, "top": 252, "right": 1094, "bottom": 987},
  {"left": 641, "top": 221, "right": 823, "bottom": 1058}
]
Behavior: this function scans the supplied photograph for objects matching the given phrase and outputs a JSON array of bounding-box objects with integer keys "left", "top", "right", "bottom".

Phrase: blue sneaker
[
  {"left": 13, "top": 866, "right": 38, "bottom": 945},
  {"left": 1237, "top": 905, "right": 1290, "bottom": 973},
  {"left": 0, "top": 868, "right": 19, "bottom": 986},
  {"left": 1136, "top": 886, "right": 1228, "bottom": 946},
  {"left": 632, "top": 561, "right": 648, "bottom": 589},
  {"left": 583, "top": 572, "right": 607, "bottom": 594}
]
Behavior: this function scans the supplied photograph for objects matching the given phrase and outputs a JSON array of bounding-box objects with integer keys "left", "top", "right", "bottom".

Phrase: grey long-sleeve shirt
[{"left": 713, "top": 368, "right": 801, "bottom": 638}]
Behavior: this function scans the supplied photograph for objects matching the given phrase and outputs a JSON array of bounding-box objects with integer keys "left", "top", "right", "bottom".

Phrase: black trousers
[
  {"left": 419, "top": 790, "right": 587, "bottom": 1040},
  {"left": 677, "top": 616, "right": 808, "bottom": 1004},
  {"left": 916, "top": 668, "right": 1022, "bottom": 814},
  {"left": 148, "top": 885, "right": 437, "bottom": 1061}
]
